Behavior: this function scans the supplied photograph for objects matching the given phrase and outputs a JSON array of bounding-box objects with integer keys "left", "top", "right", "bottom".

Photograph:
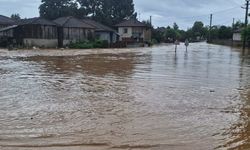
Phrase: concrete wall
[
  {"left": 118, "top": 27, "right": 151, "bottom": 42},
  {"left": 233, "top": 33, "right": 241, "bottom": 41},
  {"left": 96, "top": 32, "right": 118, "bottom": 43},
  {"left": 118, "top": 27, "right": 133, "bottom": 40},
  {"left": 0, "top": 29, "right": 13, "bottom": 37},
  {"left": 23, "top": 38, "right": 58, "bottom": 48}
]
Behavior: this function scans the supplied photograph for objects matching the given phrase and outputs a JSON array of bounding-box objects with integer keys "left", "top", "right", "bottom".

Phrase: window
[{"left": 123, "top": 28, "right": 128, "bottom": 34}]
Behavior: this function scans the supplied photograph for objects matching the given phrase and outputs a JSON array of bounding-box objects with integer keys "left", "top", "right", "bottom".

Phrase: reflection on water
[{"left": 0, "top": 43, "right": 250, "bottom": 150}]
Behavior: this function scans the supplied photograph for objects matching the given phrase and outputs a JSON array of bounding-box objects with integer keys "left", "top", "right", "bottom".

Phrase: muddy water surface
[{"left": 1, "top": 43, "right": 250, "bottom": 150}]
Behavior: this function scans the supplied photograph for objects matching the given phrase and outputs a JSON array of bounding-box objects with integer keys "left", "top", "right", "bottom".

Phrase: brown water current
[{"left": 0, "top": 43, "right": 250, "bottom": 150}]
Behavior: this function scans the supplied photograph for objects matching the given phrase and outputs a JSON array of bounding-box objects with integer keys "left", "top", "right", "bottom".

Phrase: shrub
[
  {"left": 69, "top": 41, "right": 93, "bottom": 49},
  {"left": 69, "top": 40, "right": 109, "bottom": 49}
]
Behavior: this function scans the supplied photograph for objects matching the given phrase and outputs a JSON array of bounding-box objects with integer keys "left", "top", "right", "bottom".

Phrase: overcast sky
[{"left": 0, "top": 0, "right": 246, "bottom": 29}]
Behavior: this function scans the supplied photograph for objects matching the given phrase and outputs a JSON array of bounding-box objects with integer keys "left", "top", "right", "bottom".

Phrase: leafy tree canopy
[
  {"left": 39, "top": 0, "right": 136, "bottom": 26},
  {"left": 10, "top": 14, "right": 21, "bottom": 20}
]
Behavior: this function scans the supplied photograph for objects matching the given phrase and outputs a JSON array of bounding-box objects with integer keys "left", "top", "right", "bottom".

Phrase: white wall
[
  {"left": 118, "top": 27, "right": 150, "bottom": 42},
  {"left": 118, "top": 27, "right": 132, "bottom": 40},
  {"left": 233, "top": 33, "right": 241, "bottom": 41}
]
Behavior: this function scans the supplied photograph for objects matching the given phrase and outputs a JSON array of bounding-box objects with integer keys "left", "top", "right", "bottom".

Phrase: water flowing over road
[{"left": 0, "top": 43, "right": 250, "bottom": 150}]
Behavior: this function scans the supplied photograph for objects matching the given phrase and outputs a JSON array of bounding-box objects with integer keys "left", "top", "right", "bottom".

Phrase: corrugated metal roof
[
  {"left": 0, "top": 25, "right": 18, "bottom": 32},
  {"left": 54, "top": 16, "right": 94, "bottom": 28},
  {"left": 17, "top": 18, "right": 57, "bottom": 26},
  {"left": 0, "top": 15, "right": 16, "bottom": 25},
  {"left": 82, "top": 19, "right": 117, "bottom": 33},
  {"left": 115, "top": 19, "right": 147, "bottom": 27}
]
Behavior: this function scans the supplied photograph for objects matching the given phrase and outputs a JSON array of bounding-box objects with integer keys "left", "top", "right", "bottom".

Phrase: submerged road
[{"left": 0, "top": 43, "right": 250, "bottom": 150}]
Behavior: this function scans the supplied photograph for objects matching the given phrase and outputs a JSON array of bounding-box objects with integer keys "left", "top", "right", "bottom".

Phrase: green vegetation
[
  {"left": 39, "top": 0, "right": 136, "bottom": 26},
  {"left": 69, "top": 40, "right": 109, "bottom": 49},
  {"left": 242, "top": 25, "right": 250, "bottom": 44},
  {"left": 152, "top": 21, "right": 208, "bottom": 43},
  {"left": 152, "top": 21, "right": 234, "bottom": 43},
  {"left": 10, "top": 13, "right": 21, "bottom": 20}
]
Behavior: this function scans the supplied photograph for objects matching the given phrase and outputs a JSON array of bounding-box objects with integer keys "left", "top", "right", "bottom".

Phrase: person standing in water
[
  {"left": 185, "top": 39, "right": 189, "bottom": 51},
  {"left": 174, "top": 40, "right": 180, "bottom": 53}
]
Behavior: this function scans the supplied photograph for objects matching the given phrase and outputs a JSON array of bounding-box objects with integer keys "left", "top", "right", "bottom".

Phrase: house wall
[
  {"left": 23, "top": 38, "right": 58, "bottom": 48},
  {"left": 118, "top": 27, "right": 151, "bottom": 42},
  {"left": 0, "top": 24, "right": 11, "bottom": 29},
  {"left": 144, "top": 28, "right": 152, "bottom": 42},
  {"left": 95, "top": 31, "right": 117, "bottom": 43},
  {"left": 0, "top": 29, "right": 13, "bottom": 37},
  {"left": 14, "top": 25, "right": 58, "bottom": 48},
  {"left": 19, "top": 25, "right": 58, "bottom": 39},
  {"left": 233, "top": 33, "right": 241, "bottom": 41},
  {"left": 62, "top": 28, "right": 94, "bottom": 46},
  {"left": 118, "top": 27, "right": 133, "bottom": 40}
]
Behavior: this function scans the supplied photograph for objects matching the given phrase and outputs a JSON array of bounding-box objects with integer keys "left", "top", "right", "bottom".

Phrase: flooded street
[{"left": 1, "top": 42, "right": 250, "bottom": 150}]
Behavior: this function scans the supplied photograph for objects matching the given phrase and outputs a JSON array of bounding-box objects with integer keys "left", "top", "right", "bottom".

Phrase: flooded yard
[{"left": 0, "top": 43, "right": 250, "bottom": 150}]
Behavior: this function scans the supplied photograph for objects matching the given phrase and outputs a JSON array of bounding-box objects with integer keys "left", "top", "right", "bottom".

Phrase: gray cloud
[{"left": 0, "top": 0, "right": 245, "bottom": 29}]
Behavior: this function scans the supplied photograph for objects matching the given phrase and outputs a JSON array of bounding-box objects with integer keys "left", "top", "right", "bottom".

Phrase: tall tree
[
  {"left": 77, "top": 0, "right": 102, "bottom": 17},
  {"left": 39, "top": 0, "right": 78, "bottom": 20},
  {"left": 11, "top": 14, "right": 21, "bottom": 20},
  {"left": 77, "top": 0, "right": 136, "bottom": 26},
  {"left": 173, "top": 22, "right": 179, "bottom": 31}
]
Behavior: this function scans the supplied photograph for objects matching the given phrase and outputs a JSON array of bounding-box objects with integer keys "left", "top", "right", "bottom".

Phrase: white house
[
  {"left": 233, "top": 29, "right": 242, "bottom": 42},
  {"left": 115, "top": 19, "right": 151, "bottom": 43}
]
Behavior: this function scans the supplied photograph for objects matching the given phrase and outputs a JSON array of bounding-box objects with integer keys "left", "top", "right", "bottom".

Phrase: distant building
[
  {"left": 115, "top": 19, "right": 151, "bottom": 43},
  {"left": 0, "top": 15, "right": 16, "bottom": 29},
  {"left": 233, "top": 29, "right": 242, "bottom": 46},
  {"left": 83, "top": 19, "right": 118, "bottom": 44},
  {"left": 54, "top": 16, "right": 95, "bottom": 47},
  {"left": 233, "top": 29, "right": 242, "bottom": 42},
  {"left": 0, "top": 17, "right": 58, "bottom": 48}
]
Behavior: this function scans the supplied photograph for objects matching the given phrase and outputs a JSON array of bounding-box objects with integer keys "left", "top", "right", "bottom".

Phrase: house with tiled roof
[
  {"left": 0, "top": 15, "right": 16, "bottom": 29},
  {"left": 82, "top": 19, "right": 118, "bottom": 44},
  {"left": 0, "top": 17, "right": 58, "bottom": 48},
  {"left": 54, "top": 16, "right": 95, "bottom": 47},
  {"left": 115, "top": 19, "right": 151, "bottom": 43}
]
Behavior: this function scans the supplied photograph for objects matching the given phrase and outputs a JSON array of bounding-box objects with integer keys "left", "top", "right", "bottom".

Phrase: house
[
  {"left": 0, "top": 17, "right": 58, "bottom": 48},
  {"left": 115, "top": 19, "right": 151, "bottom": 43},
  {"left": 54, "top": 16, "right": 95, "bottom": 47},
  {"left": 233, "top": 29, "right": 242, "bottom": 42},
  {"left": 82, "top": 19, "right": 118, "bottom": 44},
  {"left": 233, "top": 29, "right": 242, "bottom": 46},
  {"left": 0, "top": 15, "right": 16, "bottom": 29}
]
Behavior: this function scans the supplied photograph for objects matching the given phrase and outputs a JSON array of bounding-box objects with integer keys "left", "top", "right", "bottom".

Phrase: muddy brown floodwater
[{"left": 0, "top": 42, "right": 250, "bottom": 150}]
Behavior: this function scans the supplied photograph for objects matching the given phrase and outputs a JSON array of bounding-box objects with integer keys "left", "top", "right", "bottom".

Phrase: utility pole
[
  {"left": 150, "top": 16, "right": 152, "bottom": 42},
  {"left": 232, "top": 18, "right": 235, "bottom": 30},
  {"left": 243, "top": 0, "right": 249, "bottom": 54},
  {"left": 232, "top": 18, "right": 235, "bottom": 46},
  {"left": 150, "top": 16, "right": 152, "bottom": 26},
  {"left": 209, "top": 14, "right": 213, "bottom": 43}
]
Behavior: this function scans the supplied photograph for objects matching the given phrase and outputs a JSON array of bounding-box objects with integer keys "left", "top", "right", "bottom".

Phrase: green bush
[{"left": 69, "top": 40, "right": 109, "bottom": 49}]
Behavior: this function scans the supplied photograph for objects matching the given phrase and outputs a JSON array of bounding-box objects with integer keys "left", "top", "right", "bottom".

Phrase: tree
[
  {"left": 192, "top": 21, "right": 204, "bottom": 33},
  {"left": 77, "top": 0, "right": 102, "bottom": 17},
  {"left": 39, "top": 0, "right": 78, "bottom": 20},
  {"left": 210, "top": 26, "right": 219, "bottom": 40},
  {"left": 218, "top": 26, "right": 232, "bottom": 39},
  {"left": 242, "top": 25, "right": 250, "bottom": 46},
  {"left": 173, "top": 22, "right": 179, "bottom": 31},
  {"left": 77, "top": 0, "right": 136, "bottom": 26},
  {"left": 164, "top": 27, "right": 178, "bottom": 42},
  {"left": 233, "top": 21, "right": 244, "bottom": 30},
  {"left": 152, "top": 27, "right": 165, "bottom": 43},
  {"left": 11, "top": 14, "right": 21, "bottom": 20}
]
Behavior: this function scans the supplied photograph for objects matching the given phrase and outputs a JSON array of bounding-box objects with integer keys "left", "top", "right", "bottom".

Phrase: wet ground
[{"left": 0, "top": 43, "right": 250, "bottom": 150}]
